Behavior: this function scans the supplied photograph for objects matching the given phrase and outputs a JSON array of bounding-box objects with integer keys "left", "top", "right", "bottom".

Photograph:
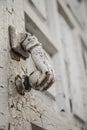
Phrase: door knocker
[{"left": 9, "top": 26, "right": 55, "bottom": 95}]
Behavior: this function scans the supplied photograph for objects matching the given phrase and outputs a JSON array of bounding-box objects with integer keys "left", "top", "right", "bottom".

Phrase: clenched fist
[{"left": 21, "top": 34, "right": 55, "bottom": 91}]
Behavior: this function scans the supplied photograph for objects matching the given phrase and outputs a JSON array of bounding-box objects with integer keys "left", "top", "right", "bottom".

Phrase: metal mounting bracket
[{"left": 9, "top": 26, "right": 29, "bottom": 61}]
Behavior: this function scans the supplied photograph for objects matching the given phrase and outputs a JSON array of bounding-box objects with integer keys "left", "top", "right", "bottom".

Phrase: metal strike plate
[{"left": 9, "top": 26, "right": 29, "bottom": 61}]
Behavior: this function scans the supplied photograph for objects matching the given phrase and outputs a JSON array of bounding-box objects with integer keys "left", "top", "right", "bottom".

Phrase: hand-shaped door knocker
[{"left": 9, "top": 26, "right": 55, "bottom": 95}]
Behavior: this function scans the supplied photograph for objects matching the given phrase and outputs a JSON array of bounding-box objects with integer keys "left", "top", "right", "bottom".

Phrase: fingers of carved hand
[
  {"left": 35, "top": 70, "right": 55, "bottom": 91},
  {"left": 41, "top": 70, "right": 55, "bottom": 91},
  {"left": 36, "top": 72, "right": 48, "bottom": 86}
]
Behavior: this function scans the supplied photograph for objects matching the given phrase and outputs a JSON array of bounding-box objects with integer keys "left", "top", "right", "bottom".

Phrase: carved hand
[{"left": 21, "top": 34, "right": 55, "bottom": 91}]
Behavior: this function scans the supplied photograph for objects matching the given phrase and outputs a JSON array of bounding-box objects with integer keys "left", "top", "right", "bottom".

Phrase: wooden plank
[
  {"left": 58, "top": 0, "right": 87, "bottom": 48},
  {"left": 72, "top": 30, "right": 87, "bottom": 121},
  {"left": 52, "top": 53, "right": 67, "bottom": 111},
  {"left": 29, "top": 0, "right": 47, "bottom": 20},
  {"left": 24, "top": 0, "right": 58, "bottom": 56},
  {"left": 46, "top": 0, "right": 70, "bottom": 112},
  {"left": 65, "top": 0, "right": 87, "bottom": 30},
  {"left": 60, "top": 16, "right": 85, "bottom": 121},
  {"left": 25, "top": 12, "right": 57, "bottom": 57}
]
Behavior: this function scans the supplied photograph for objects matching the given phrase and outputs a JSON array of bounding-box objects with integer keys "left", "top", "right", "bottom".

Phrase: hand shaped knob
[
  {"left": 21, "top": 34, "right": 55, "bottom": 91},
  {"left": 9, "top": 26, "right": 55, "bottom": 94}
]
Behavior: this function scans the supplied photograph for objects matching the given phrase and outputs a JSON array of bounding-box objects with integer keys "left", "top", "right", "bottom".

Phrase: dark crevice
[
  {"left": 8, "top": 123, "right": 10, "bottom": 130},
  {"left": 31, "top": 123, "right": 46, "bottom": 130},
  {"left": 69, "top": 99, "right": 72, "bottom": 112},
  {"left": 77, "top": 0, "right": 82, "bottom": 3},
  {"left": 23, "top": 75, "right": 31, "bottom": 91},
  {"left": 58, "top": 1, "right": 74, "bottom": 29},
  {"left": 60, "top": 109, "right": 65, "bottom": 112},
  {"left": 0, "top": 86, "right": 4, "bottom": 88}
]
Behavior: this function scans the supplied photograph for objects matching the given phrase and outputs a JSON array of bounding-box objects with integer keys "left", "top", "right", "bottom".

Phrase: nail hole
[
  {"left": 0, "top": 86, "right": 4, "bottom": 88},
  {"left": 60, "top": 109, "right": 65, "bottom": 112},
  {"left": 11, "top": 104, "right": 14, "bottom": 108}
]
